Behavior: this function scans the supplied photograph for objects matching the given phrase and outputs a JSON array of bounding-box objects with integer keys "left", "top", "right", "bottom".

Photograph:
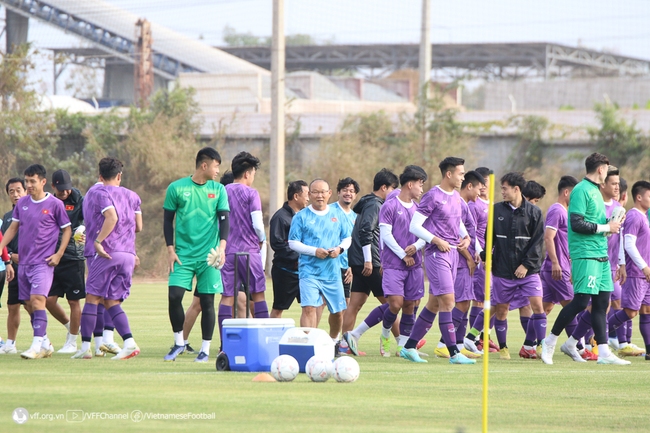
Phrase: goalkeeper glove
[{"left": 206, "top": 248, "right": 223, "bottom": 269}]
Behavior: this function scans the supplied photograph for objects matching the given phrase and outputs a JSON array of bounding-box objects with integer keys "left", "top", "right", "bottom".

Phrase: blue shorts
[{"left": 300, "top": 278, "right": 346, "bottom": 314}]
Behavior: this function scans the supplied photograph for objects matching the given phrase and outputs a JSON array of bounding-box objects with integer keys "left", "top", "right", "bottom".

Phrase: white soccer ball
[
  {"left": 333, "top": 356, "right": 360, "bottom": 383},
  {"left": 305, "top": 355, "right": 333, "bottom": 382},
  {"left": 270, "top": 355, "right": 299, "bottom": 382}
]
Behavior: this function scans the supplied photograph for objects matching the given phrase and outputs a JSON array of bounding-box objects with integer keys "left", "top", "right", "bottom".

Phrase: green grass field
[{"left": 2, "top": 281, "right": 650, "bottom": 433}]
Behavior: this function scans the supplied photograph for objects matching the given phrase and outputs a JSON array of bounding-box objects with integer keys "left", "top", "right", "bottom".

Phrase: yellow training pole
[{"left": 482, "top": 172, "right": 496, "bottom": 433}]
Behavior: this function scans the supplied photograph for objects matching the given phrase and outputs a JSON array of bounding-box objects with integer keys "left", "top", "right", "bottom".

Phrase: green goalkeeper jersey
[
  {"left": 567, "top": 178, "right": 607, "bottom": 260},
  {"left": 163, "top": 176, "right": 229, "bottom": 262}
]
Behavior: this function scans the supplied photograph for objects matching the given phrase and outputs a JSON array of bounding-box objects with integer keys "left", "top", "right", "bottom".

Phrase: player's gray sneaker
[
  {"left": 57, "top": 342, "right": 78, "bottom": 354},
  {"left": 0, "top": 345, "right": 18, "bottom": 354},
  {"left": 71, "top": 348, "right": 92, "bottom": 359},
  {"left": 194, "top": 352, "right": 209, "bottom": 363},
  {"left": 540, "top": 338, "right": 555, "bottom": 365},
  {"left": 164, "top": 344, "right": 184, "bottom": 362},
  {"left": 597, "top": 353, "right": 631, "bottom": 365},
  {"left": 463, "top": 337, "right": 483, "bottom": 355},
  {"left": 560, "top": 341, "right": 587, "bottom": 363},
  {"left": 342, "top": 332, "right": 359, "bottom": 356}
]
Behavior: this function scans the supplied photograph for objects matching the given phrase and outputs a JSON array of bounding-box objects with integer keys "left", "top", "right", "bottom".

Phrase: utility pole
[
  {"left": 270, "top": 0, "right": 285, "bottom": 220},
  {"left": 134, "top": 18, "right": 154, "bottom": 107},
  {"left": 419, "top": 0, "right": 432, "bottom": 159}
]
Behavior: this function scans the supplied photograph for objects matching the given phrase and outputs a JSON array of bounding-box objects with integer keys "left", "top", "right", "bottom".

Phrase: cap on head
[{"left": 52, "top": 169, "right": 72, "bottom": 191}]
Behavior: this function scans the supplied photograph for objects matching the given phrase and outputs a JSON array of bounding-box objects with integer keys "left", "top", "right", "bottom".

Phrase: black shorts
[
  {"left": 49, "top": 260, "right": 86, "bottom": 300},
  {"left": 271, "top": 266, "right": 300, "bottom": 311},
  {"left": 341, "top": 268, "right": 351, "bottom": 299},
  {"left": 0, "top": 270, "right": 5, "bottom": 307},
  {"left": 7, "top": 264, "right": 23, "bottom": 305},
  {"left": 351, "top": 265, "right": 384, "bottom": 298}
]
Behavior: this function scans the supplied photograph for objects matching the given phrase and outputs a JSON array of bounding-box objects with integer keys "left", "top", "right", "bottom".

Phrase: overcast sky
[{"left": 3, "top": 0, "right": 650, "bottom": 94}]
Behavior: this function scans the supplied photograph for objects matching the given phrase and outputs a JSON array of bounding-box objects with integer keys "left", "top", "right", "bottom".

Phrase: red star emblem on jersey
[
  {"left": 65, "top": 205, "right": 74, "bottom": 211},
  {"left": 42, "top": 209, "right": 49, "bottom": 214},
  {"left": 331, "top": 217, "right": 338, "bottom": 222},
  {"left": 208, "top": 193, "right": 216, "bottom": 199}
]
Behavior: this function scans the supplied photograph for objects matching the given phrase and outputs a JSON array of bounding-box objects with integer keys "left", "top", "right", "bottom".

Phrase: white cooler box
[
  {"left": 278, "top": 327, "right": 335, "bottom": 372},
  {"left": 221, "top": 318, "right": 295, "bottom": 372}
]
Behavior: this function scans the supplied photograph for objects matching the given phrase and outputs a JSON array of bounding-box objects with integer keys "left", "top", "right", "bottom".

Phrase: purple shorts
[
  {"left": 221, "top": 252, "right": 266, "bottom": 297},
  {"left": 611, "top": 270, "right": 622, "bottom": 302},
  {"left": 85, "top": 252, "right": 135, "bottom": 301},
  {"left": 541, "top": 270, "right": 574, "bottom": 304},
  {"left": 493, "top": 274, "right": 543, "bottom": 306},
  {"left": 472, "top": 265, "right": 491, "bottom": 302},
  {"left": 621, "top": 277, "right": 650, "bottom": 311},
  {"left": 86, "top": 255, "right": 96, "bottom": 272},
  {"left": 382, "top": 267, "right": 425, "bottom": 301},
  {"left": 424, "top": 249, "right": 459, "bottom": 296},
  {"left": 509, "top": 292, "right": 531, "bottom": 310},
  {"left": 18, "top": 263, "right": 54, "bottom": 301},
  {"left": 454, "top": 266, "right": 475, "bottom": 302}
]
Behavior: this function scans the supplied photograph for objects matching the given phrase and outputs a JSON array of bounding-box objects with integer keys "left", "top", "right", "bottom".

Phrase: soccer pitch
[{"left": 2, "top": 282, "right": 649, "bottom": 433}]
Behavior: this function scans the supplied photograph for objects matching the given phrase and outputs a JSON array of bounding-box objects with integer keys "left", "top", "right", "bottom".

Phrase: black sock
[
  {"left": 199, "top": 293, "right": 216, "bottom": 342},
  {"left": 168, "top": 286, "right": 186, "bottom": 334}
]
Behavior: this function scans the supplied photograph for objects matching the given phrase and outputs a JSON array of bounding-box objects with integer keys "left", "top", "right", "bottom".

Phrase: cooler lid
[{"left": 222, "top": 318, "right": 295, "bottom": 327}]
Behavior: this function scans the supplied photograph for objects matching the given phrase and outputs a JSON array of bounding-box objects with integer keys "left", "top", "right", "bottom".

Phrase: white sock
[
  {"left": 95, "top": 336, "right": 103, "bottom": 351},
  {"left": 397, "top": 335, "right": 408, "bottom": 347},
  {"left": 437, "top": 341, "right": 445, "bottom": 348},
  {"left": 456, "top": 344, "right": 463, "bottom": 351},
  {"left": 64, "top": 321, "right": 71, "bottom": 332},
  {"left": 81, "top": 341, "right": 91, "bottom": 352},
  {"left": 124, "top": 337, "right": 135, "bottom": 348},
  {"left": 41, "top": 336, "right": 50, "bottom": 349},
  {"left": 381, "top": 327, "right": 391, "bottom": 339},
  {"left": 174, "top": 331, "right": 184, "bottom": 347},
  {"left": 524, "top": 345, "right": 534, "bottom": 350},
  {"left": 566, "top": 336, "right": 578, "bottom": 349},
  {"left": 598, "top": 344, "right": 611, "bottom": 358},
  {"left": 545, "top": 333, "right": 558, "bottom": 346},
  {"left": 103, "top": 329, "right": 114, "bottom": 344},
  {"left": 6, "top": 339, "right": 15, "bottom": 348},
  {"left": 619, "top": 342, "right": 629, "bottom": 348},
  {"left": 67, "top": 333, "right": 77, "bottom": 345},
  {"left": 31, "top": 337, "right": 44, "bottom": 352},
  {"left": 351, "top": 322, "right": 370, "bottom": 340},
  {"left": 201, "top": 340, "right": 211, "bottom": 355},
  {"left": 184, "top": 339, "right": 190, "bottom": 346}
]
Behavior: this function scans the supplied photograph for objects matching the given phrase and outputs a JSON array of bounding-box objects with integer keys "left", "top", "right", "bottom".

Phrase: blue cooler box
[
  {"left": 278, "top": 327, "right": 335, "bottom": 373},
  {"left": 222, "top": 318, "right": 295, "bottom": 372}
]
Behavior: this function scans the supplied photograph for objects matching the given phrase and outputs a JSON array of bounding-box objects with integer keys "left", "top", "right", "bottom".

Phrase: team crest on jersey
[
  {"left": 65, "top": 205, "right": 74, "bottom": 211},
  {"left": 183, "top": 192, "right": 191, "bottom": 197},
  {"left": 22, "top": 206, "right": 28, "bottom": 210},
  {"left": 331, "top": 217, "right": 338, "bottom": 222},
  {"left": 42, "top": 209, "right": 49, "bottom": 214},
  {"left": 208, "top": 193, "right": 216, "bottom": 199}
]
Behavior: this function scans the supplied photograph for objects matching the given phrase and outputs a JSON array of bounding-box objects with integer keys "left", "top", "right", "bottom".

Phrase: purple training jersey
[
  {"left": 379, "top": 197, "right": 422, "bottom": 270},
  {"left": 101, "top": 185, "right": 141, "bottom": 255},
  {"left": 469, "top": 197, "right": 489, "bottom": 250},
  {"left": 82, "top": 182, "right": 107, "bottom": 258},
  {"left": 458, "top": 198, "right": 477, "bottom": 269},
  {"left": 605, "top": 200, "right": 623, "bottom": 271},
  {"left": 623, "top": 208, "right": 650, "bottom": 279},
  {"left": 418, "top": 186, "right": 463, "bottom": 254},
  {"left": 225, "top": 183, "right": 263, "bottom": 254},
  {"left": 12, "top": 194, "right": 71, "bottom": 265},
  {"left": 541, "top": 203, "right": 571, "bottom": 272}
]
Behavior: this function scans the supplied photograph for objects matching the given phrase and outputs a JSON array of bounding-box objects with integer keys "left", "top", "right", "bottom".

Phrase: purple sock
[
  {"left": 80, "top": 303, "right": 98, "bottom": 342},
  {"left": 523, "top": 316, "right": 536, "bottom": 345},
  {"left": 104, "top": 305, "right": 115, "bottom": 330},
  {"left": 451, "top": 307, "right": 464, "bottom": 330},
  {"left": 472, "top": 311, "right": 484, "bottom": 333},
  {"left": 253, "top": 301, "right": 269, "bottom": 319},
  {"left": 584, "top": 328, "right": 594, "bottom": 343},
  {"left": 32, "top": 310, "right": 48, "bottom": 338},
  {"left": 520, "top": 316, "right": 530, "bottom": 333},
  {"left": 399, "top": 313, "right": 414, "bottom": 337},
  {"left": 489, "top": 315, "right": 495, "bottom": 330},
  {"left": 456, "top": 312, "right": 468, "bottom": 345},
  {"left": 404, "top": 307, "right": 436, "bottom": 349},
  {"left": 571, "top": 310, "right": 592, "bottom": 339},
  {"left": 469, "top": 306, "right": 481, "bottom": 329},
  {"left": 609, "top": 309, "right": 630, "bottom": 331},
  {"left": 413, "top": 305, "right": 419, "bottom": 317},
  {"left": 364, "top": 304, "right": 389, "bottom": 327},
  {"left": 438, "top": 311, "right": 457, "bottom": 354},
  {"left": 607, "top": 309, "right": 616, "bottom": 337},
  {"left": 94, "top": 304, "right": 106, "bottom": 338},
  {"left": 531, "top": 313, "right": 547, "bottom": 343},
  {"left": 639, "top": 314, "right": 650, "bottom": 346},
  {"left": 565, "top": 317, "right": 578, "bottom": 339},
  {"left": 495, "top": 319, "right": 508, "bottom": 348},
  {"left": 626, "top": 319, "right": 633, "bottom": 343},
  {"left": 218, "top": 304, "right": 232, "bottom": 346},
  {"left": 108, "top": 305, "right": 133, "bottom": 340},
  {"left": 382, "top": 308, "right": 398, "bottom": 330},
  {"left": 616, "top": 319, "right": 627, "bottom": 343}
]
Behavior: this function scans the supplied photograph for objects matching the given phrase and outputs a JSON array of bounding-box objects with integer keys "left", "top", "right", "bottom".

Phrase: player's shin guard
[
  {"left": 469, "top": 306, "right": 481, "bottom": 330},
  {"left": 253, "top": 301, "right": 269, "bottom": 319},
  {"left": 94, "top": 304, "right": 106, "bottom": 340},
  {"left": 108, "top": 305, "right": 133, "bottom": 341},
  {"left": 32, "top": 310, "right": 48, "bottom": 338},
  {"left": 495, "top": 319, "right": 508, "bottom": 349},
  {"left": 404, "top": 308, "right": 436, "bottom": 349},
  {"left": 439, "top": 311, "right": 458, "bottom": 355},
  {"left": 80, "top": 303, "right": 98, "bottom": 342},
  {"left": 531, "top": 313, "right": 547, "bottom": 344}
]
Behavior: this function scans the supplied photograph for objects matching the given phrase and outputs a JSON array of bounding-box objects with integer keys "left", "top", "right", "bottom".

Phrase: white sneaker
[
  {"left": 40, "top": 344, "right": 54, "bottom": 358},
  {"left": 560, "top": 341, "right": 587, "bottom": 363},
  {"left": 57, "top": 342, "right": 78, "bottom": 354},
  {"left": 630, "top": 343, "right": 646, "bottom": 354},
  {"left": 21, "top": 348, "right": 43, "bottom": 359},
  {"left": 100, "top": 342, "right": 121, "bottom": 355},
  {"left": 0, "top": 345, "right": 18, "bottom": 354},
  {"left": 71, "top": 348, "right": 92, "bottom": 359},
  {"left": 463, "top": 337, "right": 483, "bottom": 354},
  {"left": 541, "top": 338, "right": 555, "bottom": 365},
  {"left": 111, "top": 345, "right": 140, "bottom": 360},
  {"left": 95, "top": 349, "right": 105, "bottom": 357},
  {"left": 597, "top": 353, "right": 631, "bottom": 365},
  {"left": 608, "top": 337, "right": 620, "bottom": 351}
]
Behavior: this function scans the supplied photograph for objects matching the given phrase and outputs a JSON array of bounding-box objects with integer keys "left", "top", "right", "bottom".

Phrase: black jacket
[
  {"left": 56, "top": 188, "right": 85, "bottom": 261},
  {"left": 270, "top": 202, "right": 299, "bottom": 271},
  {"left": 348, "top": 193, "right": 383, "bottom": 267},
  {"left": 1, "top": 207, "right": 18, "bottom": 255},
  {"left": 486, "top": 197, "right": 544, "bottom": 279}
]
